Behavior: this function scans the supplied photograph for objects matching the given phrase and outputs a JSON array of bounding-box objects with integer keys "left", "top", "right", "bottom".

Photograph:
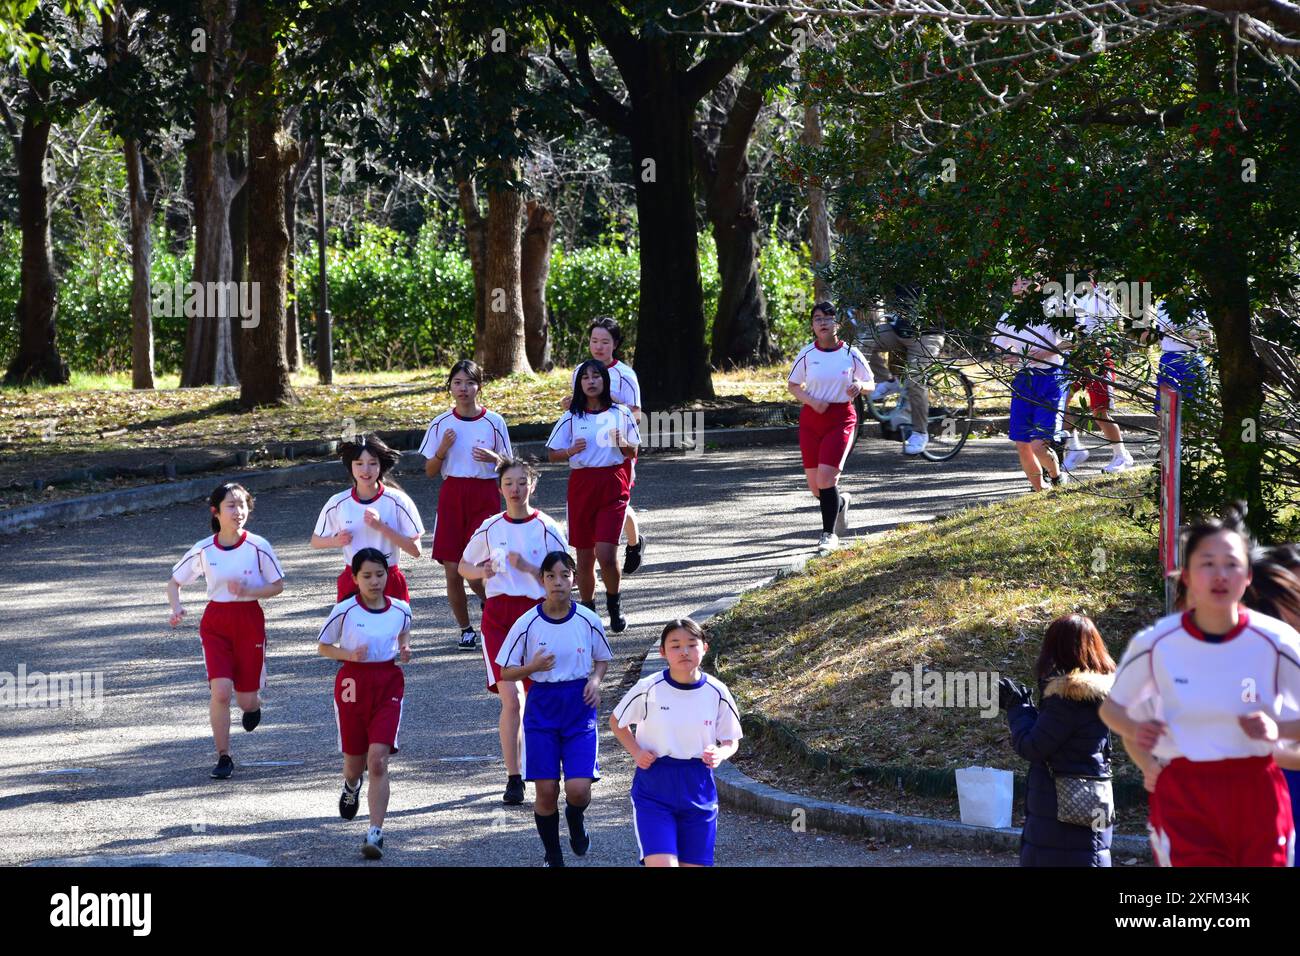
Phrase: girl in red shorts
[
  {"left": 318, "top": 548, "right": 412, "bottom": 860},
  {"left": 459, "top": 457, "right": 569, "bottom": 805},
  {"left": 168, "top": 482, "right": 285, "bottom": 780},
  {"left": 1101, "top": 504, "right": 1300, "bottom": 866},
  {"left": 786, "top": 302, "right": 873, "bottom": 554},
  {"left": 547, "top": 359, "right": 640, "bottom": 632},
  {"left": 312, "top": 434, "right": 425, "bottom": 603},
  {"left": 420, "top": 360, "right": 511, "bottom": 651}
]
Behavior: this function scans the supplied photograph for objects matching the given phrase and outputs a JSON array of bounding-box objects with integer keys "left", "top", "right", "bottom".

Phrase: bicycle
[{"left": 844, "top": 310, "right": 975, "bottom": 462}]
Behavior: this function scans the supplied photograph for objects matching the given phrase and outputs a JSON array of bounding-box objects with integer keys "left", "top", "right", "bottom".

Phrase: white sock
[
  {"left": 1068, "top": 431, "right": 1084, "bottom": 450},
  {"left": 1112, "top": 441, "right": 1128, "bottom": 457},
  {"left": 345, "top": 777, "right": 361, "bottom": 792},
  {"left": 368, "top": 825, "right": 382, "bottom": 839}
]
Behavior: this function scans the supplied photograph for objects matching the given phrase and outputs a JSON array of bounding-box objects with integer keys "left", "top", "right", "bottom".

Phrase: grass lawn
[{"left": 706, "top": 470, "right": 1163, "bottom": 821}]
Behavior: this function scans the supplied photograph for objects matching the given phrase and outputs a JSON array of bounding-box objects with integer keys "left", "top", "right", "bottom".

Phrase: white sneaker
[
  {"left": 870, "top": 379, "right": 901, "bottom": 401},
  {"left": 817, "top": 532, "right": 840, "bottom": 555},
  {"left": 1102, "top": 451, "right": 1135, "bottom": 473},
  {"left": 1062, "top": 447, "right": 1089, "bottom": 471},
  {"left": 834, "top": 492, "right": 851, "bottom": 536},
  {"left": 903, "top": 433, "right": 929, "bottom": 455}
]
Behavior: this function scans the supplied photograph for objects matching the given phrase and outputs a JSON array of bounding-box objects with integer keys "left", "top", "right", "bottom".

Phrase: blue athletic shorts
[
  {"left": 522, "top": 678, "right": 599, "bottom": 782},
  {"left": 1008, "top": 367, "right": 1068, "bottom": 444},
  {"left": 631, "top": 756, "right": 719, "bottom": 866},
  {"left": 1153, "top": 351, "right": 1205, "bottom": 412}
]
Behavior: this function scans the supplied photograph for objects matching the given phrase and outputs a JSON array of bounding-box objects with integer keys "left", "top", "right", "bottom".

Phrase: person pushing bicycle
[{"left": 865, "top": 284, "right": 946, "bottom": 456}]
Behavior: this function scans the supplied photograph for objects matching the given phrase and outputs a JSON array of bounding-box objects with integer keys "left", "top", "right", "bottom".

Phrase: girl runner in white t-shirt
[
  {"left": 547, "top": 359, "right": 640, "bottom": 632},
  {"left": 420, "top": 360, "right": 511, "bottom": 650},
  {"left": 167, "top": 482, "right": 285, "bottom": 780},
  {"left": 459, "top": 457, "right": 569, "bottom": 806},
  {"left": 1100, "top": 505, "right": 1300, "bottom": 866},
  {"left": 562, "top": 318, "right": 648, "bottom": 575}
]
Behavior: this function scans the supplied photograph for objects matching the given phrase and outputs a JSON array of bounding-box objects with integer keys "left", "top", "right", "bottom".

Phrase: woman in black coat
[{"left": 1000, "top": 613, "right": 1116, "bottom": 867}]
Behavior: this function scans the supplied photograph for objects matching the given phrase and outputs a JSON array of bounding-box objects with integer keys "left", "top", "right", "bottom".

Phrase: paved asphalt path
[{"left": 0, "top": 434, "right": 1135, "bottom": 867}]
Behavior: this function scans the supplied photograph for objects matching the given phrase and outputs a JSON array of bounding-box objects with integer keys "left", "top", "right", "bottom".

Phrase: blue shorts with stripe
[
  {"left": 631, "top": 757, "right": 718, "bottom": 866},
  {"left": 523, "top": 678, "right": 599, "bottom": 782},
  {"left": 1008, "top": 367, "right": 1068, "bottom": 444},
  {"left": 1153, "top": 351, "right": 1205, "bottom": 412}
]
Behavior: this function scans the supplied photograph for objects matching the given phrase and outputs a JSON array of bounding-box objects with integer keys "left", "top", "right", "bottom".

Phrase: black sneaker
[
  {"left": 607, "top": 592, "right": 627, "bottom": 633},
  {"left": 210, "top": 754, "right": 234, "bottom": 779},
  {"left": 542, "top": 854, "right": 566, "bottom": 867},
  {"left": 362, "top": 830, "right": 384, "bottom": 860},
  {"left": 458, "top": 628, "right": 478, "bottom": 651},
  {"left": 242, "top": 708, "right": 261, "bottom": 732},
  {"left": 339, "top": 778, "right": 362, "bottom": 820},
  {"left": 503, "top": 775, "right": 525, "bottom": 805},
  {"left": 622, "top": 535, "right": 648, "bottom": 575}
]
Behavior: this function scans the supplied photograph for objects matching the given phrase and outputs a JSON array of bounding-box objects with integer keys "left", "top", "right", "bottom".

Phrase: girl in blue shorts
[
  {"left": 993, "top": 283, "right": 1074, "bottom": 492},
  {"left": 611, "top": 618, "right": 743, "bottom": 867},
  {"left": 497, "top": 551, "right": 612, "bottom": 867}
]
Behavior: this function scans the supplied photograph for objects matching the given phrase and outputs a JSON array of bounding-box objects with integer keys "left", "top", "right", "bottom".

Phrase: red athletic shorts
[
  {"left": 566, "top": 464, "right": 631, "bottom": 549},
  {"left": 200, "top": 601, "right": 267, "bottom": 693},
  {"left": 1071, "top": 355, "right": 1116, "bottom": 411},
  {"left": 336, "top": 565, "right": 410, "bottom": 603},
  {"left": 481, "top": 593, "right": 539, "bottom": 694},
  {"left": 1149, "top": 755, "right": 1295, "bottom": 867},
  {"left": 799, "top": 401, "right": 856, "bottom": 470},
  {"left": 620, "top": 454, "right": 638, "bottom": 489},
  {"left": 432, "top": 476, "right": 500, "bottom": 563},
  {"left": 333, "top": 660, "right": 404, "bottom": 754}
]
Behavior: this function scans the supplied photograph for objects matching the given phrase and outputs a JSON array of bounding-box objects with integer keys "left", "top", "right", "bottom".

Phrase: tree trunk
[
  {"left": 482, "top": 161, "right": 531, "bottom": 377},
  {"left": 801, "top": 98, "right": 832, "bottom": 303},
  {"left": 104, "top": 3, "right": 155, "bottom": 389},
  {"left": 4, "top": 73, "right": 68, "bottom": 386},
  {"left": 239, "top": 0, "right": 299, "bottom": 409},
  {"left": 698, "top": 70, "right": 775, "bottom": 369},
  {"left": 630, "top": 77, "right": 714, "bottom": 406},
  {"left": 457, "top": 177, "right": 488, "bottom": 365},
  {"left": 228, "top": 144, "right": 248, "bottom": 371},
  {"left": 181, "top": 0, "right": 240, "bottom": 388},
  {"left": 124, "top": 137, "right": 156, "bottom": 389},
  {"left": 522, "top": 199, "right": 554, "bottom": 371},
  {"left": 284, "top": 165, "right": 300, "bottom": 370}
]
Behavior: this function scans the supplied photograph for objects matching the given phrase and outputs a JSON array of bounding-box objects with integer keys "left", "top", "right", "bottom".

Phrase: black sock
[
  {"left": 819, "top": 487, "right": 839, "bottom": 533},
  {"left": 535, "top": 811, "right": 562, "bottom": 860},
  {"left": 565, "top": 801, "right": 588, "bottom": 835},
  {"left": 606, "top": 591, "right": 621, "bottom": 614}
]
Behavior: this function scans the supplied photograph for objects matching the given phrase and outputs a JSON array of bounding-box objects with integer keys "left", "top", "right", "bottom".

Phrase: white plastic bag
[{"left": 955, "top": 766, "right": 1014, "bottom": 829}]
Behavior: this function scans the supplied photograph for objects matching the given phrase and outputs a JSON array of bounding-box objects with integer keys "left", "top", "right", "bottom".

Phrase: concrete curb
[{"left": 649, "top": 559, "right": 1154, "bottom": 862}]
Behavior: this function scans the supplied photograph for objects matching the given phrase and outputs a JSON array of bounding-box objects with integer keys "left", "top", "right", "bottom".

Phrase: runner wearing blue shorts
[
  {"left": 611, "top": 618, "right": 742, "bottom": 867},
  {"left": 497, "top": 550, "right": 611, "bottom": 867},
  {"left": 1141, "top": 300, "right": 1212, "bottom": 413},
  {"left": 993, "top": 278, "right": 1073, "bottom": 492}
]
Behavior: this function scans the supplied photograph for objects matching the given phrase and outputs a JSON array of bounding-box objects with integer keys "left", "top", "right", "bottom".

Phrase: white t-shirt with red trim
[
  {"left": 461, "top": 509, "right": 569, "bottom": 599},
  {"left": 171, "top": 531, "right": 285, "bottom": 602},
  {"left": 787, "top": 341, "right": 872, "bottom": 405},
  {"left": 417, "top": 407, "right": 512, "bottom": 480},
  {"left": 313, "top": 483, "right": 425, "bottom": 568},
  {"left": 1110, "top": 610, "right": 1300, "bottom": 762},
  {"left": 571, "top": 360, "right": 641, "bottom": 408},
  {"left": 317, "top": 596, "right": 412, "bottom": 664},
  {"left": 546, "top": 404, "right": 641, "bottom": 470}
]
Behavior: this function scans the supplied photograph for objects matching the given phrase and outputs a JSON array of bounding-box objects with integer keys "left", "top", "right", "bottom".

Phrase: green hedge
[{"left": 0, "top": 220, "right": 813, "bottom": 375}]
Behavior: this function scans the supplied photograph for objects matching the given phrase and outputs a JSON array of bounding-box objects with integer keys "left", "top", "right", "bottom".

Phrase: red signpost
[{"left": 1159, "top": 384, "right": 1182, "bottom": 613}]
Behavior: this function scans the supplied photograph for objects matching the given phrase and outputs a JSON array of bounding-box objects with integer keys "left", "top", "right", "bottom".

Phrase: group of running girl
[{"left": 166, "top": 316, "right": 741, "bottom": 867}]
